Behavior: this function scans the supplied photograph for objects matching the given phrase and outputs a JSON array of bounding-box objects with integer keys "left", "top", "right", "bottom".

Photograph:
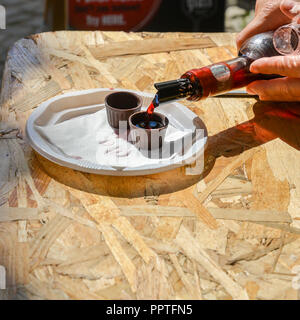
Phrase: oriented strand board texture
[{"left": 0, "top": 31, "right": 300, "bottom": 300}]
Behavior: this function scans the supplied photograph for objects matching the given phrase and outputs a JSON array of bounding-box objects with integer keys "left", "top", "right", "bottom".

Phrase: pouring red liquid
[
  {"left": 147, "top": 102, "right": 155, "bottom": 115},
  {"left": 147, "top": 94, "right": 159, "bottom": 115},
  {"left": 135, "top": 94, "right": 160, "bottom": 129}
]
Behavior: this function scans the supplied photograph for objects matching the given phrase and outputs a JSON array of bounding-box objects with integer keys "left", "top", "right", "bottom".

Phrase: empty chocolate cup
[
  {"left": 129, "top": 111, "right": 169, "bottom": 150},
  {"left": 105, "top": 91, "right": 142, "bottom": 129}
]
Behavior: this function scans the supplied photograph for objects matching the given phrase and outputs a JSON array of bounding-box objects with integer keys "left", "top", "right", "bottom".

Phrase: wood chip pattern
[{"left": 0, "top": 31, "right": 299, "bottom": 300}]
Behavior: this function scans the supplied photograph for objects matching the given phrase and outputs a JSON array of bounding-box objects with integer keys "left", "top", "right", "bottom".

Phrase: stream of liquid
[
  {"left": 135, "top": 94, "right": 161, "bottom": 129},
  {"left": 147, "top": 101, "right": 156, "bottom": 116},
  {"left": 147, "top": 94, "right": 159, "bottom": 115}
]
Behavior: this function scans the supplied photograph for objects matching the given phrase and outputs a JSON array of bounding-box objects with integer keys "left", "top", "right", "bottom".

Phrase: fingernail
[
  {"left": 283, "top": 0, "right": 295, "bottom": 10},
  {"left": 236, "top": 33, "right": 243, "bottom": 48},
  {"left": 249, "top": 64, "right": 258, "bottom": 73}
]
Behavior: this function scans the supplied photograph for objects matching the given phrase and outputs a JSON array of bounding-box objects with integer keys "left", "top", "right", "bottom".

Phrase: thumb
[
  {"left": 250, "top": 55, "right": 300, "bottom": 77},
  {"left": 280, "top": 0, "right": 300, "bottom": 22}
]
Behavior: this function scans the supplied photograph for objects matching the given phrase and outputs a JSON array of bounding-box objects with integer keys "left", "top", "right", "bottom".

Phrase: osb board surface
[{"left": 0, "top": 31, "right": 299, "bottom": 300}]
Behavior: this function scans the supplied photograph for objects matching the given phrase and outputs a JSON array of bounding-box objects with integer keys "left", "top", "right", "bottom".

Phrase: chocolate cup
[
  {"left": 105, "top": 91, "right": 142, "bottom": 129},
  {"left": 129, "top": 111, "right": 169, "bottom": 150}
]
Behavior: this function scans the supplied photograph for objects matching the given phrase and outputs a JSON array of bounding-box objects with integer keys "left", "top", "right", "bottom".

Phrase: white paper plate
[{"left": 26, "top": 88, "right": 208, "bottom": 176}]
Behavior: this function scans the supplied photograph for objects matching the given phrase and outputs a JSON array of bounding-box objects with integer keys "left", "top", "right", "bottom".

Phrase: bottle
[{"left": 154, "top": 31, "right": 283, "bottom": 104}]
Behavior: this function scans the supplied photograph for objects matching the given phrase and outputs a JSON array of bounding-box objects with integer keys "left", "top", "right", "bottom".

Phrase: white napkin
[{"left": 35, "top": 107, "right": 191, "bottom": 168}]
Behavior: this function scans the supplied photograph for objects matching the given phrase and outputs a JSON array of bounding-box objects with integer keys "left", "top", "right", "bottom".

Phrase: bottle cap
[{"left": 154, "top": 78, "right": 192, "bottom": 104}]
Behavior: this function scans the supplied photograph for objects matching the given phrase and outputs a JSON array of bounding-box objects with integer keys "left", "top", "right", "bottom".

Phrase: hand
[
  {"left": 246, "top": 55, "right": 300, "bottom": 101},
  {"left": 236, "top": 0, "right": 295, "bottom": 50},
  {"left": 242, "top": 0, "right": 300, "bottom": 101}
]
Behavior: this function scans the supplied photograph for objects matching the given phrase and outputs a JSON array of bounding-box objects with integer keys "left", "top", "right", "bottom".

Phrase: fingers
[
  {"left": 236, "top": 0, "right": 291, "bottom": 50},
  {"left": 250, "top": 55, "right": 300, "bottom": 77},
  {"left": 236, "top": 19, "right": 267, "bottom": 50},
  {"left": 246, "top": 77, "right": 300, "bottom": 101},
  {"left": 280, "top": 0, "right": 300, "bottom": 22}
]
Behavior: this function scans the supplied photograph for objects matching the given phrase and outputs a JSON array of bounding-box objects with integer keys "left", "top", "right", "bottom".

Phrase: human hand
[
  {"left": 246, "top": 55, "right": 300, "bottom": 101},
  {"left": 236, "top": 0, "right": 297, "bottom": 50},
  {"left": 245, "top": 0, "right": 300, "bottom": 101}
]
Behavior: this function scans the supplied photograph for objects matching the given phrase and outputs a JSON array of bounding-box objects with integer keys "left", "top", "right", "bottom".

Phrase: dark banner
[{"left": 68, "top": 0, "right": 162, "bottom": 31}]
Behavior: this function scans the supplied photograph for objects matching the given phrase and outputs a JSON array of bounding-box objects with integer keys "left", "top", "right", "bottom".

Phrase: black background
[{"left": 142, "top": 0, "right": 226, "bottom": 32}]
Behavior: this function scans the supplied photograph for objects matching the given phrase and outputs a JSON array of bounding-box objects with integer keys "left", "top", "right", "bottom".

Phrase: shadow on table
[
  {"left": 34, "top": 100, "right": 300, "bottom": 198},
  {"left": 206, "top": 100, "right": 300, "bottom": 158}
]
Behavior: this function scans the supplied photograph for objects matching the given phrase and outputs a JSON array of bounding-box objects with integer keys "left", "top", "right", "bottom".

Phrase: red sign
[{"left": 68, "top": 0, "right": 162, "bottom": 31}]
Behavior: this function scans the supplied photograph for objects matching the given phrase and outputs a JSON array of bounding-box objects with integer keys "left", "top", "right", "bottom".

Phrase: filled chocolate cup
[
  {"left": 105, "top": 91, "right": 142, "bottom": 129},
  {"left": 129, "top": 111, "right": 169, "bottom": 150}
]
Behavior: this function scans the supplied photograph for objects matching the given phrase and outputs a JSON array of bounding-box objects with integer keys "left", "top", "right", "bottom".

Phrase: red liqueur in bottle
[
  {"left": 153, "top": 31, "right": 282, "bottom": 105},
  {"left": 181, "top": 56, "right": 263, "bottom": 100}
]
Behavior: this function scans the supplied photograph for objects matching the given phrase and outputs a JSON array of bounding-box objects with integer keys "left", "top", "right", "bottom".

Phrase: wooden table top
[{"left": 0, "top": 31, "right": 299, "bottom": 300}]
